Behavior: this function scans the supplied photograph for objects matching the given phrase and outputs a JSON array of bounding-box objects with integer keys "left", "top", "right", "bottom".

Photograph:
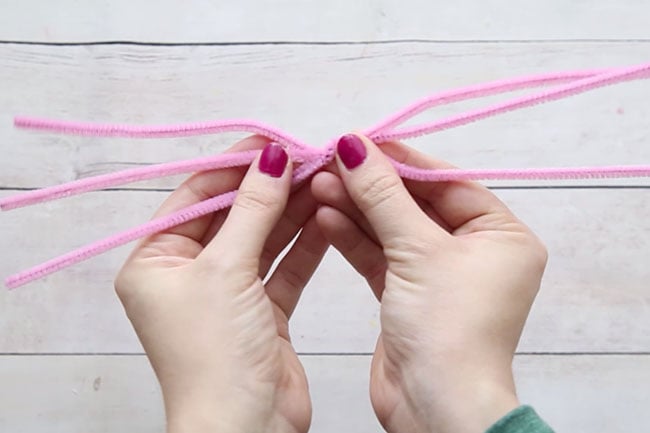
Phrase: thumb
[
  {"left": 200, "top": 142, "right": 291, "bottom": 267},
  {"left": 334, "top": 133, "right": 443, "bottom": 244}
]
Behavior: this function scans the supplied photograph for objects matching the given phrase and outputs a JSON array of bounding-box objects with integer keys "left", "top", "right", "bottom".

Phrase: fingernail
[
  {"left": 259, "top": 143, "right": 288, "bottom": 178},
  {"left": 337, "top": 134, "right": 367, "bottom": 170}
]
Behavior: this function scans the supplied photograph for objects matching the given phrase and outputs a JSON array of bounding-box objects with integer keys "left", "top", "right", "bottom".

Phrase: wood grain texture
[
  {"left": 1, "top": 3, "right": 650, "bottom": 430},
  {"left": 1, "top": 354, "right": 649, "bottom": 432},
  {"left": 1, "top": 43, "right": 649, "bottom": 190},
  {"left": 1, "top": 0, "right": 650, "bottom": 42},
  {"left": 1, "top": 188, "right": 648, "bottom": 353}
]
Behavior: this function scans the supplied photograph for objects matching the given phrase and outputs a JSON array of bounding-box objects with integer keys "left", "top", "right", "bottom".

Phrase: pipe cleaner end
[
  {"left": 0, "top": 198, "right": 14, "bottom": 211},
  {"left": 4, "top": 270, "right": 33, "bottom": 290},
  {"left": 5, "top": 277, "right": 21, "bottom": 290},
  {"left": 14, "top": 116, "right": 30, "bottom": 128}
]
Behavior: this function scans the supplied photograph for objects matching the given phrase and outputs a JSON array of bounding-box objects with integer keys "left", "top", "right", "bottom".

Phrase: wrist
[
  {"left": 166, "top": 399, "right": 240, "bottom": 433},
  {"left": 164, "top": 389, "right": 268, "bottom": 433},
  {"left": 431, "top": 379, "right": 519, "bottom": 433},
  {"left": 402, "top": 363, "right": 519, "bottom": 433},
  {"left": 167, "top": 413, "right": 230, "bottom": 433}
]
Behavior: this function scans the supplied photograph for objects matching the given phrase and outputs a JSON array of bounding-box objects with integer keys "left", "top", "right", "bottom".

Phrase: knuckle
[
  {"left": 114, "top": 267, "right": 137, "bottom": 304},
  {"left": 388, "top": 233, "right": 441, "bottom": 262},
  {"left": 279, "top": 265, "right": 307, "bottom": 291},
  {"left": 234, "top": 189, "right": 278, "bottom": 213},
  {"left": 195, "top": 251, "right": 258, "bottom": 285},
  {"left": 291, "top": 238, "right": 324, "bottom": 265},
  {"left": 355, "top": 172, "right": 404, "bottom": 214},
  {"left": 298, "top": 235, "right": 326, "bottom": 257},
  {"left": 198, "top": 251, "right": 238, "bottom": 274},
  {"left": 363, "top": 260, "right": 387, "bottom": 285},
  {"left": 259, "top": 246, "right": 277, "bottom": 270},
  {"left": 530, "top": 236, "right": 549, "bottom": 271},
  {"left": 511, "top": 229, "right": 549, "bottom": 279}
]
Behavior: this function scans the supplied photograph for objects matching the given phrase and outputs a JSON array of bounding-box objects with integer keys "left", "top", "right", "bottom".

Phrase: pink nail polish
[
  {"left": 337, "top": 134, "right": 367, "bottom": 170},
  {"left": 259, "top": 143, "right": 288, "bottom": 177}
]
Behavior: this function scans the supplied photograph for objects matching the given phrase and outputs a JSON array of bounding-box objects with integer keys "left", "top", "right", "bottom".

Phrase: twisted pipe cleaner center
[{"left": 2, "top": 62, "right": 650, "bottom": 288}]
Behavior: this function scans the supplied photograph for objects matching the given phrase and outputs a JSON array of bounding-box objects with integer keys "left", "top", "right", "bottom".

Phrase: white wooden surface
[
  {"left": 1, "top": 189, "right": 649, "bottom": 354},
  {"left": 2, "top": 355, "right": 649, "bottom": 433},
  {"left": 1, "top": 0, "right": 650, "bottom": 42},
  {"left": 1, "top": 1, "right": 649, "bottom": 432},
  {"left": 1, "top": 43, "right": 649, "bottom": 189}
]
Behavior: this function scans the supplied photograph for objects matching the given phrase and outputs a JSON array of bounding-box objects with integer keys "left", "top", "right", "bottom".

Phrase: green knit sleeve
[{"left": 484, "top": 405, "right": 555, "bottom": 433}]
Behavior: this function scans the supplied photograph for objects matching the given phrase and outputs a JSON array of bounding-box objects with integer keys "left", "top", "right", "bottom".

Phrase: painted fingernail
[
  {"left": 337, "top": 134, "right": 367, "bottom": 170},
  {"left": 259, "top": 143, "right": 288, "bottom": 178}
]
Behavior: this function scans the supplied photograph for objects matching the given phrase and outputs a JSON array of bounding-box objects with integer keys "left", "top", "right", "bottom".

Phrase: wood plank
[
  {"left": 513, "top": 355, "right": 650, "bottom": 432},
  {"left": 1, "top": 1, "right": 650, "bottom": 42},
  {"left": 1, "top": 188, "right": 648, "bottom": 353},
  {"left": 1, "top": 43, "right": 649, "bottom": 190},
  {"left": 0, "top": 354, "right": 648, "bottom": 432}
]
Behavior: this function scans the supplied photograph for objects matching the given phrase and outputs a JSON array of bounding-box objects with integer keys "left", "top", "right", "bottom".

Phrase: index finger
[{"left": 129, "top": 135, "right": 270, "bottom": 260}]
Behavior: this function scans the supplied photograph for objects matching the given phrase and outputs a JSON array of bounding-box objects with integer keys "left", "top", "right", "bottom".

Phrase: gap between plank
[{"left": 1, "top": 39, "right": 650, "bottom": 47}]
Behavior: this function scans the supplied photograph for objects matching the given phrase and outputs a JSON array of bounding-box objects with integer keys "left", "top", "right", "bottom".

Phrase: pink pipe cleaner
[{"left": 2, "top": 62, "right": 650, "bottom": 289}]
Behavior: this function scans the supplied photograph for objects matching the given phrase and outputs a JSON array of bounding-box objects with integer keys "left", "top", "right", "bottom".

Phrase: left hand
[{"left": 115, "top": 136, "right": 328, "bottom": 433}]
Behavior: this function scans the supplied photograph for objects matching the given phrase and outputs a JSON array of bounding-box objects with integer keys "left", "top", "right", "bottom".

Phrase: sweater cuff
[{"left": 484, "top": 405, "right": 554, "bottom": 433}]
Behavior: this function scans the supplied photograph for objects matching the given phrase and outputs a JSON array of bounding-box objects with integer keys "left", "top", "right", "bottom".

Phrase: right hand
[
  {"left": 311, "top": 134, "right": 548, "bottom": 433},
  {"left": 116, "top": 138, "right": 327, "bottom": 433}
]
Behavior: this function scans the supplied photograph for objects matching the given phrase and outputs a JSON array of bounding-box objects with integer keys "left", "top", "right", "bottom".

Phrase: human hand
[
  {"left": 312, "top": 134, "right": 548, "bottom": 433},
  {"left": 115, "top": 137, "right": 328, "bottom": 433}
]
